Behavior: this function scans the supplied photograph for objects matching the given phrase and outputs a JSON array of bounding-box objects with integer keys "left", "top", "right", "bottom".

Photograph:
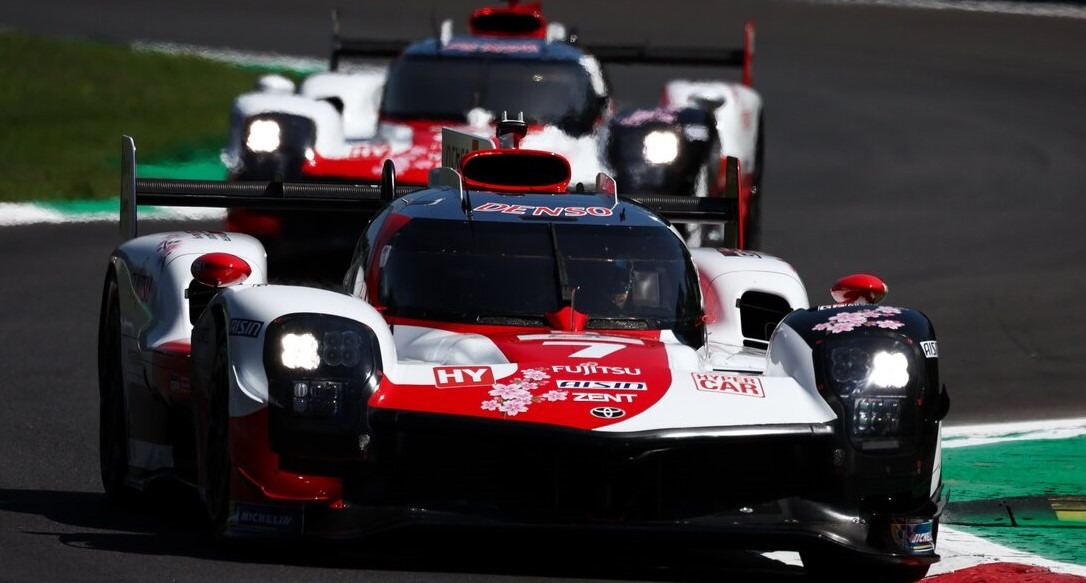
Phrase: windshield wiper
[{"left": 549, "top": 223, "right": 573, "bottom": 306}]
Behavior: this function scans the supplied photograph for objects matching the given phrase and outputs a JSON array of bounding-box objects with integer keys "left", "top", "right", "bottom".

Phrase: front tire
[{"left": 98, "top": 269, "right": 139, "bottom": 504}]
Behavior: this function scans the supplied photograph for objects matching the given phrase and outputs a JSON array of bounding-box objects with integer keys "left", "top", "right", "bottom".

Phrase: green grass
[{"left": 0, "top": 32, "right": 268, "bottom": 201}]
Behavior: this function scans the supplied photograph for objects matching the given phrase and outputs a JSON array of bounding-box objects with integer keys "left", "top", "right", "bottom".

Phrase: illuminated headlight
[
  {"left": 246, "top": 119, "right": 282, "bottom": 152},
  {"left": 264, "top": 314, "right": 381, "bottom": 424},
  {"left": 281, "top": 333, "right": 320, "bottom": 370},
  {"left": 642, "top": 130, "right": 680, "bottom": 164},
  {"left": 279, "top": 330, "right": 364, "bottom": 370},
  {"left": 825, "top": 338, "right": 918, "bottom": 449}
]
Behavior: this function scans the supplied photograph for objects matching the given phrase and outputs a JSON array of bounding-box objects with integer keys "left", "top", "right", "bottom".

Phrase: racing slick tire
[
  {"left": 203, "top": 322, "right": 232, "bottom": 536},
  {"left": 800, "top": 547, "right": 932, "bottom": 583},
  {"left": 98, "top": 269, "right": 139, "bottom": 505}
]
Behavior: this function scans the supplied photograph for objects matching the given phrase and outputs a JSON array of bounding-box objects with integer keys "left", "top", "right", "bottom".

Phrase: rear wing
[
  {"left": 328, "top": 8, "right": 410, "bottom": 71},
  {"left": 585, "top": 22, "right": 756, "bottom": 86},
  {"left": 626, "top": 155, "right": 742, "bottom": 248},
  {"left": 327, "top": 11, "right": 755, "bottom": 86},
  {"left": 121, "top": 135, "right": 739, "bottom": 246},
  {"left": 119, "top": 136, "right": 420, "bottom": 240}
]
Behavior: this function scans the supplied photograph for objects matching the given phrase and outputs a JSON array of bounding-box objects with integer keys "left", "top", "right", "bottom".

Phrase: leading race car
[
  {"left": 102, "top": 126, "right": 948, "bottom": 582},
  {"left": 222, "top": 0, "right": 764, "bottom": 270}
]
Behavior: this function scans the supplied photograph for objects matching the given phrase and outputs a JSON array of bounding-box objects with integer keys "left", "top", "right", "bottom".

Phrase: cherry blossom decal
[
  {"left": 813, "top": 306, "right": 905, "bottom": 333},
  {"left": 480, "top": 368, "right": 566, "bottom": 417}
]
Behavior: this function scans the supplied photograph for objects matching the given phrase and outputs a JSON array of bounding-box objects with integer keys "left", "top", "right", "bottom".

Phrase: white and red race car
[
  {"left": 221, "top": 0, "right": 764, "bottom": 267},
  {"left": 102, "top": 124, "right": 947, "bottom": 582}
]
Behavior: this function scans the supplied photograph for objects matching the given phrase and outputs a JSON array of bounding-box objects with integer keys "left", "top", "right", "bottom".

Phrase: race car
[
  {"left": 102, "top": 123, "right": 948, "bottom": 581},
  {"left": 221, "top": 0, "right": 764, "bottom": 270}
]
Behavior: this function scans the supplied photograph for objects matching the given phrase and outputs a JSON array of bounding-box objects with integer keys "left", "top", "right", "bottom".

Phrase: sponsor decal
[
  {"left": 187, "top": 231, "right": 231, "bottom": 241},
  {"left": 573, "top": 392, "right": 637, "bottom": 403},
  {"left": 615, "top": 108, "right": 678, "bottom": 127},
  {"left": 692, "top": 373, "right": 765, "bottom": 398},
  {"left": 813, "top": 306, "right": 904, "bottom": 333},
  {"left": 717, "top": 249, "right": 763, "bottom": 258},
  {"left": 550, "top": 363, "right": 641, "bottom": 376},
  {"left": 229, "top": 318, "right": 263, "bottom": 338},
  {"left": 890, "top": 519, "right": 935, "bottom": 553},
  {"left": 557, "top": 380, "right": 646, "bottom": 390},
  {"left": 590, "top": 406, "right": 626, "bottom": 419},
  {"left": 433, "top": 366, "right": 494, "bottom": 388},
  {"left": 473, "top": 202, "right": 613, "bottom": 217},
  {"left": 920, "top": 340, "right": 939, "bottom": 358},
  {"left": 480, "top": 368, "right": 567, "bottom": 417},
  {"left": 155, "top": 237, "right": 182, "bottom": 265},
  {"left": 349, "top": 143, "right": 391, "bottom": 159},
  {"left": 234, "top": 503, "right": 300, "bottom": 531},
  {"left": 445, "top": 40, "right": 541, "bottom": 54},
  {"left": 441, "top": 127, "right": 488, "bottom": 169}
]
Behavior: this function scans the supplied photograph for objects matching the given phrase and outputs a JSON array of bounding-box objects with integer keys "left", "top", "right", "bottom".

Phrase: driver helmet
[{"left": 604, "top": 259, "right": 635, "bottom": 306}]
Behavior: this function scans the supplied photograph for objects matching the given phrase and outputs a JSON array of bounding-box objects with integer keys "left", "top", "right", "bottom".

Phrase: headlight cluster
[
  {"left": 245, "top": 119, "right": 282, "bottom": 153},
  {"left": 642, "top": 130, "right": 680, "bottom": 164},
  {"left": 824, "top": 337, "right": 919, "bottom": 450},
  {"left": 263, "top": 314, "right": 382, "bottom": 462}
]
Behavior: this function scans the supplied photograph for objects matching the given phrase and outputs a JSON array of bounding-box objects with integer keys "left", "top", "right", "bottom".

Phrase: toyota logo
[{"left": 590, "top": 406, "right": 626, "bottom": 419}]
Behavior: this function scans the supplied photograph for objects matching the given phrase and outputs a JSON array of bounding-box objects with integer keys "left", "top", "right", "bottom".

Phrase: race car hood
[
  {"left": 374, "top": 325, "right": 836, "bottom": 435},
  {"left": 304, "top": 120, "right": 606, "bottom": 187}
]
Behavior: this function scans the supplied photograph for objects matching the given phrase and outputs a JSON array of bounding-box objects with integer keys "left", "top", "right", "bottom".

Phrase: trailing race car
[
  {"left": 102, "top": 124, "right": 948, "bottom": 582},
  {"left": 222, "top": 0, "right": 764, "bottom": 269}
]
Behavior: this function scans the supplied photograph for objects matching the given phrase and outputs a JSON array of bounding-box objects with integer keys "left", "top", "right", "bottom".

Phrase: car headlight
[
  {"left": 263, "top": 314, "right": 382, "bottom": 462},
  {"left": 824, "top": 337, "right": 919, "bottom": 450},
  {"left": 642, "top": 130, "right": 680, "bottom": 164},
  {"left": 246, "top": 119, "right": 282, "bottom": 153}
]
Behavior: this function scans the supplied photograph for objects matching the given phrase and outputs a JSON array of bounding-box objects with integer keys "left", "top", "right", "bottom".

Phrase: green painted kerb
[
  {"left": 29, "top": 156, "right": 226, "bottom": 218},
  {"left": 943, "top": 436, "right": 1086, "bottom": 565}
]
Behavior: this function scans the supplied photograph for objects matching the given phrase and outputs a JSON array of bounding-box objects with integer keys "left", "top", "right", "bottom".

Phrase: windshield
[
  {"left": 377, "top": 218, "right": 703, "bottom": 342},
  {"left": 381, "top": 56, "right": 602, "bottom": 137}
]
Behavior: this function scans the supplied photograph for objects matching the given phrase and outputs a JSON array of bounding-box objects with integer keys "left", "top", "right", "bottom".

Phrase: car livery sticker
[
  {"left": 812, "top": 306, "right": 904, "bottom": 333},
  {"left": 233, "top": 503, "right": 302, "bottom": 533},
  {"left": 556, "top": 380, "right": 647, "bottom": 390},
  {"left": 229, "top": 318, "right": 263, "bottom": 338},
  {"left": 480, "top": 368, "right": 566, "bottom": 416},
  {"left": 444, "top": 40, "right": 541, "bottom": 54},
  {"left": 890, "top": 518, "right": 935, "bottom": 553},
  {"left": 692, "top": 373, "right": 765, "bottom": 398},
  {"left": 372, "top": 331, "right": 672, "bottom": 431},
  {"left": 155, "top": 237, "right": 183, "bottom": 265},
  {"left": 614, "top": 108, "right": 679, "bottom": 127},
  {"left": 433, "top": 366, "right": 495, "bottom": 388},
  {"left": 921, "top": 340, "right": 938, "bottom": 358},
  {"left": 472, "top": 202, "right": 614, "bottom": 217},
  {"left": 590, "top": 406, "right": 626, "bottom": 419}
]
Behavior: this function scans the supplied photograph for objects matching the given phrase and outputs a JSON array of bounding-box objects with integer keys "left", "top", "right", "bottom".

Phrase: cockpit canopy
[
  {"left": 373, "top": 215, "right": 704, "bottom": 345},
  {"left": 380, "top": 53, "right": 605, "bottom": 137}
]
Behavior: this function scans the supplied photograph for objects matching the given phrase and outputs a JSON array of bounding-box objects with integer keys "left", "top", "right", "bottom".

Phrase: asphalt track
[{"left": 2, "top": 1, "right": 1086, "bottom": 581}]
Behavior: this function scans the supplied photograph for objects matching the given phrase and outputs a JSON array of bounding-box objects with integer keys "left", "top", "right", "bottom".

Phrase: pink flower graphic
[
  {"left": 813, "top": 308, "right": 905, "bottom": 334},
  {"left": 480, "top": 368, "right": 566, "bottom": 417}
]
